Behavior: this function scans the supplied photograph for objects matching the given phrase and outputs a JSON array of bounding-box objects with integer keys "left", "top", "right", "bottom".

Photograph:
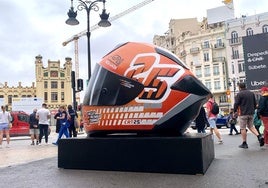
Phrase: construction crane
[{"left": 63, "top": 0, "right": 155, "bottom": 80}]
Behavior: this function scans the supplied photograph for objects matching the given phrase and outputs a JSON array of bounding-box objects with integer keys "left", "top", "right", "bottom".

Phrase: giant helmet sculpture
[{"left": 82, "top": 42, "right": 211, "bottom": 136}]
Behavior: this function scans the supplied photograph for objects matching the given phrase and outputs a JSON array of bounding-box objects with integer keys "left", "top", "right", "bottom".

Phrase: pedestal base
[{"left": 58, "top": 133, "right": 214, "bottom": 174}]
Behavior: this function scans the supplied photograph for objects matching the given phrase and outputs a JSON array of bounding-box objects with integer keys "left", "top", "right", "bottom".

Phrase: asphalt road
[{"left": 0, "top": 128, "right": 268, "bottom": 188}]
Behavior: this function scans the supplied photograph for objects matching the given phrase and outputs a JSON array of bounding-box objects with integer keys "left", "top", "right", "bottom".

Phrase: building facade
[
  {"left": 154, "top": 18, "right": 230, "bottom": 113},
  {"left": 35, "top": 55, "right": 73, "bottom": 110},
  {"left": 154, "top": 11, "right": 268, "bottom": 114},
  {"left": 225, "top": 12, "right": 268, "bottom": 103},
  {"left": 0, "top": 55, "right": 73, "bottom": 111}
]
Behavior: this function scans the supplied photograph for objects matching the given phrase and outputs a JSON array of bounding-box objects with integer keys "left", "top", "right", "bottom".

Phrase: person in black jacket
[
  {"left": 54, "top": 108, "right": 61, "bottom": 133},
  {"left": 67, "top": 105, "right": 78, "bottom": 137},
  {"left": 195, "top": 106, "right": 209, "bottom": 133},
  {"left": 234, "top": 82, "right": 264, "bottom": 149},
  {"left": 29, "top": 109, "right": 39, "bottom": 145},
  {"left": 227, "top": 108, "right": 239, "bottom": 135},
  {"left": 257, "top": 86, "right": 268, "bottom": 145}
]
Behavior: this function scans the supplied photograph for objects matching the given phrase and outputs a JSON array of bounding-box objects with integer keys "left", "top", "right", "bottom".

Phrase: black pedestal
[{"left": 58, "top": 133, "right": 214, "bottom": 174}]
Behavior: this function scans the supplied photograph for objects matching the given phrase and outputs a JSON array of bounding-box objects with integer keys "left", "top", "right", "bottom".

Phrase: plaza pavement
[{"left": 0, "top": 128, "right": 268, "bottom": 188}]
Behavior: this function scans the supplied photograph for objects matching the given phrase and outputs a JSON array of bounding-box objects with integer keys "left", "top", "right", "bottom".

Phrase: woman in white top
[{"left": 0, "top": 105, "right": 12, "bottom": 148}]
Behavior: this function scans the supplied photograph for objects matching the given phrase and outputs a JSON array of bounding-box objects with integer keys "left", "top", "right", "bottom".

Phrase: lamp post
[
  {"left": 65, "top": 0, "right": 111, "bottom": 82},
  {"left": 228, "top": 78, "right": 238, "bottom": 106}
]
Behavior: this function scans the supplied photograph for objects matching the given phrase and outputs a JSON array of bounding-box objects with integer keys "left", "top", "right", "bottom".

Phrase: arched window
[
  {"left": 231, "top": 31, "right": 238, "bottom": 43},
  {"left": 262, "top": 25, "right": 268, "bottom": 33},
  {"left": 246, "top": 28, "right": 253, "bottom": 36}
]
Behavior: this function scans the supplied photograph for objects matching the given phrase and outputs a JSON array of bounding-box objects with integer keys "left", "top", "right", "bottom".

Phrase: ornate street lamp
[{"left": 65, "top": 0, "right": 111, "bottom": 81}]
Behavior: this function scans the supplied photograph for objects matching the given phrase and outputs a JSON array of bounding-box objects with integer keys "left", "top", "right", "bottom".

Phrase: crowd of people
[
  {"left": 194, "top": 82, "right": 268, "bottom": 149},
  {"left": 0, "top": 103, "right": 81, "bottom": 148},
  {"left": 0, "top": 82, "right": 268, "bottom": 149}
]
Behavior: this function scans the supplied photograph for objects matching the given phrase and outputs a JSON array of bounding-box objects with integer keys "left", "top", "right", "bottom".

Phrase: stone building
[
  {"left": 154, "top": 17, "right": 230, "bottom": 113},
  {"left": 35, "top": 55, "right": 73, "bottom": 110},
  {"left": 153, "top": 9, "right": 268, "bottom": 113},
  {"left": 0, "top": 55, "right": 73, "bottom": 111}
]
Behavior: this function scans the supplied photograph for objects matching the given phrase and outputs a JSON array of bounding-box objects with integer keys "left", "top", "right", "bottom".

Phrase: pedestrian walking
[
  {"left": 67, "top": 105, "right": 78, "bottom": 137},
  {"left": 227, "top": 108, "right": 239, "bottom": 135},
  {"left": 234, "top": 82, "right": 264, "bottom": 149},
  {"left": 206, "top": 94, "right": 223, "bottom": 144},
  {"left": 195, "top": 106, "right": 209, "bottom": 133},
  {"left": 53, "top": 105, "right": 70, "bottom": 146},
  {"left": 257, "top": 86, "right": 268, "bottom": 146},
  {"left": 29, "top": 109, "right": 39, "bottom": 145},
  {"left": 36, "top": 103, "right": 51, "bottom": 145},
  {"left": 0, "top": 105, "right": 12, "bottom": 148}
]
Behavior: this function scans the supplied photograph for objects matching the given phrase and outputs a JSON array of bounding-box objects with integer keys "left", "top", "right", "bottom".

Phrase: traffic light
[
  {"left": 71, "top": 71, "right": 75, "bottom": 89},
  {"left": 77, "top": 79, "right": 83, "bottom": 91}
]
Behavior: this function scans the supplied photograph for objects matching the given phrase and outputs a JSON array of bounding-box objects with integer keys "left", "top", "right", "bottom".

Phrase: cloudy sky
[{"left": 1, "top": 0, "right": 268, "bottom": 89}]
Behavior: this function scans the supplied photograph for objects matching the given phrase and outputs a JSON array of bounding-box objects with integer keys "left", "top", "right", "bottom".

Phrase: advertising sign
[
  {"left": 12, "top": 97, "right": 43, "bottom": 114},
  {"left": 243, "top": 33, "right": 268, "bottom": 90}
]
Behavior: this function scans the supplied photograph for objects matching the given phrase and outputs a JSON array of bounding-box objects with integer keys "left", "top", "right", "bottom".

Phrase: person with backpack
[{"left": 206, "top": 94, "right": 223, "bottom": 144}]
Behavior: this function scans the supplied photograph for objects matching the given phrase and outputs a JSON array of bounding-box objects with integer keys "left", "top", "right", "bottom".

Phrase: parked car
[
  {"left": 216, "top": 115, "right": 230, "bottom": 129},
  {"left": 9, "top": 111, "right": 30, "bottom": 136},
  {"left": 191, "top": 115, "right": 230, "bottom": 129}
]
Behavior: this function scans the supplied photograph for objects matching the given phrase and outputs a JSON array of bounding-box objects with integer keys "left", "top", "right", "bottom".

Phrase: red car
[{"left": 9, "top": 111, "right": 30, "bottom": 136}]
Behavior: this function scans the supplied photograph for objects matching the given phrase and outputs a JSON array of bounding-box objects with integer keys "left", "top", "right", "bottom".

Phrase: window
[
  {"left": 262, "top": 25, "right": 268, "bottom": 33},
  {"left": 213, "top": 64, "right": 220, "bottom": 76},
  {"left": 51, "top": 92, "right": 58, "bottom": 102},
  {"left": 214, "top": 80, "right": 221, "bottom": 90},
  {"left": 232, "top": 47, "right": 239, "bottom": 59},
  {"left": 246, "top": 28, "right": 253, "bottom": 36},
  {"left": 238, "top": 60, "right": 245, "bottom": 73},
  {"left": 231, "top": 62, "right": 235, "bottom": 74},
  {"left": 195, "top": 67, "right": 202, "bottom": 78},
  {"left": 61, "top": 92, "right": 64, "bottom": 101},
  {"left": 50, "top": 71, "right": 58, "bottom": 77},
  {"left": 203, "top": 41, "right": 210, "bottom": 48},
  {"left": 44, "top": 81, "right": 48, "bottom": 89},
  {"left": 204, "top": 66, "right": 210, "bottom": 77},
  {"left": 44, "top": 92, "right": 48, "bottom": 101},
  {"left": 204, "top": 52, "right": 209, "bottom": 62},
  {"left": 8, "top": 95, "right": 12, "bottom": 105},
  {"left": 205, "top": 81, "right": 211, "bottom": 90},
  {"left": 61, "top": 81, "right": 64, "bottom": 89},
  {"left": 216, "top": 38, "right": 222, "bottom": 46},
  {"left": 231, "top": 31, "right": 238, "bottom": 43},
  {"left": 18, "top": 114, "right": 29, "bottom": 123},
  {"left": 192, "top": 55, "right": 200, "bottom": 65},
  {"left": 51, "top": 81, "right": 58, "bottom": 89}
]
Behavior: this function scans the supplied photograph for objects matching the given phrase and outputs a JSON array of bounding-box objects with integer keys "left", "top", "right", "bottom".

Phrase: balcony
[
  {"left": 190, "top": 47, "right": 200, "bottom": 54},
  {"left": 231, "top": 53, "right": 244, "bottom": 60},
  {"left": 214, "top": 43, "right": 225, "bottom": 49},
  {"left": 229, "top": 37, "right": 242, "bottom": 46},
  {"left": 201, "top": 44, "right": 211, "bottom": 49},
  {"left": 212, "top": 57, "right": 225, "bottom": 62}
]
